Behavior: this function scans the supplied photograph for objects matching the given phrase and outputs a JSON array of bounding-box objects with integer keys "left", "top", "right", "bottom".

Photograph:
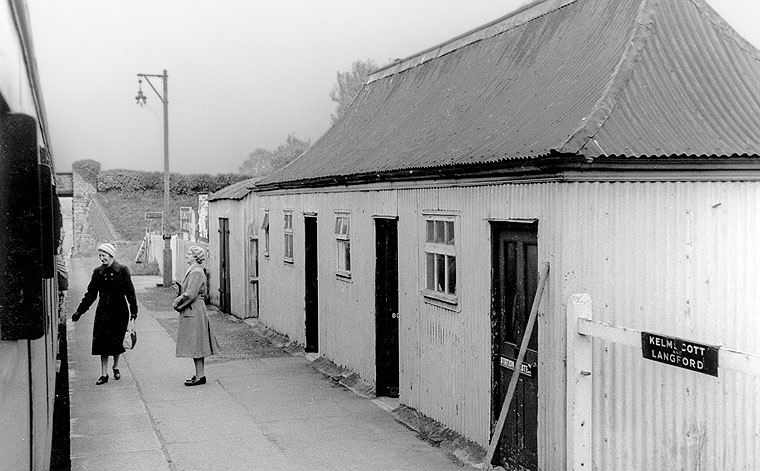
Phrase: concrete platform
[{"left": 66, "top": 258, "right": 469, "bottom": 470}]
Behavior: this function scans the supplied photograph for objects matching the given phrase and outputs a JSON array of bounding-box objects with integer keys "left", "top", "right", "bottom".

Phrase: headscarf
[
  {"left": 97, "top": 243, "right": 116, "bottom": 258},
  {"left": 188, "top": 245, "right": 206, "bottom": 264}
]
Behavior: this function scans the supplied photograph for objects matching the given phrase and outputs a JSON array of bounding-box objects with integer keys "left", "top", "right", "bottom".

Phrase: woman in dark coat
[
  {"left": 72, "top": 243, "right": 138, "bottom": 385},
  {"left": 173, "top": 245, "right": 220, "bottom": 386}
]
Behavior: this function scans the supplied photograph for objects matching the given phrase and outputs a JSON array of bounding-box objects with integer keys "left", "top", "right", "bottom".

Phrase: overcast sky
[{"left": 27, "top": 0, "right": 760, "bottom": 175}]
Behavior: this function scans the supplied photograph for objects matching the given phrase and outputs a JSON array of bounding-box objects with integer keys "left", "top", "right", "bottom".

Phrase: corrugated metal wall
[
  {"left": 252, "top": 184, "right": 559, "bottom": 457},
  {"left": 252, "top": 191, "right": 400, "bottom": 376},
  {"left": 253, "top": 193, "right": 309, "bottom": 342},
  {"left": 223, "top": 179, "right": 760, "bottom": 470},
  {"left": 208, "top": 198, "right": 248, "bottom": 318},
  {"left": 564, "top": 181, "right": 760, "bottom": 471},
  {"left": 397, "top": 183, "right": 561, "bottom": 458}
]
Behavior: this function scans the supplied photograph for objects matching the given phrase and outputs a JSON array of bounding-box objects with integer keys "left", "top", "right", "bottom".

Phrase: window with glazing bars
[
  {"left": 261, "top": 211, "right": 270, "bottom": 257},
  {"left": 335, "top": 213, "right": 350, "bottom": 276},
  {"left": 424, "top": 217, "right": 456, "bottom": 298},
  {"left": 283, "top": 211, "right": 293, "bottom": 262}
]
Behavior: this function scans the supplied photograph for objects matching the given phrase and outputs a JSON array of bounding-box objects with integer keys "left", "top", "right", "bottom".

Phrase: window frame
[
  {"left": 283, "top": 210, "right": 294, "bottom": 264},
  {"left": 334, "top": 212, "right": 351, "bottom": 278},
  {"left": 421, "top": 213, "right": 459, "bottom": 307},
  {"left": 261, "top": 210, "right": 270, "bottom": 258}
]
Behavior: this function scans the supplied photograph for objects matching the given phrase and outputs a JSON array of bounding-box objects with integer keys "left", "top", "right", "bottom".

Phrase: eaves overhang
[
  {"left": 253, "top": 152, "right": 760, "bottom": 192},
  {"left": 253, "top": 154, "right": 556, "bottom": 192}
]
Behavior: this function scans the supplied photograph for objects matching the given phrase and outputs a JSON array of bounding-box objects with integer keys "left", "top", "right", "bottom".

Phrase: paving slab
[{"left": 66, "top": 257, "right": 468, "bottom": 470}]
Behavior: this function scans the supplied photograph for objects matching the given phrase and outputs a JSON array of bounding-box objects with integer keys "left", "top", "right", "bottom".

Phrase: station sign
[
  {"left": 499, "top": 355, "right": 536, "bottom": 378},
  {"left": 641, "top": 332, "right": 719, "bottom": 377}
]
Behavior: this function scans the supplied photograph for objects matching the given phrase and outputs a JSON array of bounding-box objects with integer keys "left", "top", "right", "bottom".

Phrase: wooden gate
[{"left": 566, "top": 294, "right": 760, "bottom": 470}]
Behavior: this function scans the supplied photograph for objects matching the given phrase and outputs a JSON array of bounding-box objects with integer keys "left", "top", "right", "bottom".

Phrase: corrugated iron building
[
  {"left": 212, "top": 0, "right": 760, "bottom": 468},
  {"left": 207, "top": 177, "right": 259, "bottom": 318}
]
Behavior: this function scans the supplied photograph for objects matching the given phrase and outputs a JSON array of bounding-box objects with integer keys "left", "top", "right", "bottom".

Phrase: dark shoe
[
  {"left": 112, "top": 368, "right": 121, "bottom": 380},
  {"left": 96, "top": 375, "right": 109, "bottom": 385},
  {"left": 184, "top": 376, "right": 206, "bottom": 386}
]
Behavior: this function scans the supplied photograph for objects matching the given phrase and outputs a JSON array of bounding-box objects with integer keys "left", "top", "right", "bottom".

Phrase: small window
[
  {"left": 335, "top": 213, "right": 351, "bottom": 277},
  {"left": 261, "top": 211, "right": 270, "bottom": 257},
  {"left": 283, "top": 211, "right": 293, "bottom": 263},
  {"left": 423, "top": 215, "right": 457, "bottom": 304}
]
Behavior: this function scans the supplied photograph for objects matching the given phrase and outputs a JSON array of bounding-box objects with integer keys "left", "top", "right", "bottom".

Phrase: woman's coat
[
  {"left": 174, "top": 264, "right": 220, "bottom": 358},
  {"left": 76, "top": 261, "right": 138, "bottom": 355}
]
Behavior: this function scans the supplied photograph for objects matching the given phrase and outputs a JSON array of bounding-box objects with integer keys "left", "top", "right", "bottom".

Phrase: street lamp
[{"left": 135, "top": 69, "right": 172, "bottom": 287}]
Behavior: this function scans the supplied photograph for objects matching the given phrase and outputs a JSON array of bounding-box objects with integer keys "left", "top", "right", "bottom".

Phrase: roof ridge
[
  {"left": 689, "top": 0, "right": 760, "bottom": 63},
  {"left": 367, "top": 0, "right": 579, "bottom": 84},
  {"left": 559, "top": 0, "right": 658, "bottom": 159}
]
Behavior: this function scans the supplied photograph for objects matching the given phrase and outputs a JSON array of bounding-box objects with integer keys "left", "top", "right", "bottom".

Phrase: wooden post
[
  {"left": 566, "top": 294, "right": 593, "bottom": 470},
  {"left": 483, "top": 261, "right": 550, "bottom": 468}
]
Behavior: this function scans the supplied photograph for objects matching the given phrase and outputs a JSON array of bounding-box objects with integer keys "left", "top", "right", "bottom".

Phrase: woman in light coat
[{"left": 173, "top": 246, "right": 220, "bottom": 386}]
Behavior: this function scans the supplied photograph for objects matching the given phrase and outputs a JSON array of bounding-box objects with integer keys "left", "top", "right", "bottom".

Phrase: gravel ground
[{"left": 138, "top": 285, "right": 288, "bottom": 363}]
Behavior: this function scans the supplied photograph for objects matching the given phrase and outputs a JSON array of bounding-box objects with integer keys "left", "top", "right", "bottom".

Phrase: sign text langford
[{"left": 641, "top": 332, "right": 719, "bottom": 377}]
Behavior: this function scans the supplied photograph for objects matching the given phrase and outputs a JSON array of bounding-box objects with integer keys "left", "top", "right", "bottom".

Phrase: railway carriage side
[{"left": 1, "top": 0, "right": 62, "bottom": 469}]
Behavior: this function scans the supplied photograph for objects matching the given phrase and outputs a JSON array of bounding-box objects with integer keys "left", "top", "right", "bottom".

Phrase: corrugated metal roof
[
  {"left": 581, "top": 0, "right": 760, "bottom": 157},
  {"left": 208, "top": 177, "right": 259, "bottom": 201},
  {"left": 259, "top": 0, "right": 760, "bottom": 187}
]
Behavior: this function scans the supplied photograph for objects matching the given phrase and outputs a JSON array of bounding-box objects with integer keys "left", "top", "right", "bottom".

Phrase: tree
[
  {"left": 329, "top": 59, "right": 378, "bottom": 124},
  {"left": 239, "top": 134, "right": 311, "bottom": 176},
  {"left": 239, "top": 148, "right": 274, "bottom": 176},
  {"left": 270, "top": 133, "right": 311, "bottom": 171}
]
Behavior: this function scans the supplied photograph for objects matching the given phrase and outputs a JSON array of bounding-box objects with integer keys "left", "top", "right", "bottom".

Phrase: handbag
[
  {"left": 123, "top": 320, "right": 137, "bottom": 349},
  {"left": 173, "top": 296, "right": 193, "bottom": 312}
]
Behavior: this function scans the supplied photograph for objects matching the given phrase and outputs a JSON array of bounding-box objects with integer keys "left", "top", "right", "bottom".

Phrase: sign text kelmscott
[{"left": 641, "top": 332, "right": 719, "bottom": 377}]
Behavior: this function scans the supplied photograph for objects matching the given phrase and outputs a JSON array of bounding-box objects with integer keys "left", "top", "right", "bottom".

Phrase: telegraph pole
[{"left": 135, "top": 69, "right": 172, "bottom": 287}]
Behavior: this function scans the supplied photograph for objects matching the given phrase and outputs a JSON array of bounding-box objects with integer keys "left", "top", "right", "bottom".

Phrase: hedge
[
  {"left": 97, "top": 169, "right": 249, "bottom": 195},
  {"left": 72, "top": 159, "right": 101, "bottom": 186}
]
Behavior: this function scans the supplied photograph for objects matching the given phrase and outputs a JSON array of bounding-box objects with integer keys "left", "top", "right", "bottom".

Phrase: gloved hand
[{"left": 71, "top": 312, "right": 82, "bottom": 322}]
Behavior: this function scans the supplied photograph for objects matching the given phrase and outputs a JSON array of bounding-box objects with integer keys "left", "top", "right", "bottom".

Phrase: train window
[
  {"left": 39, "top": 163, "right": 56, "bottom": 278},
  {"left": 0, "top": 112, "right": 44, "bottom": 340}
]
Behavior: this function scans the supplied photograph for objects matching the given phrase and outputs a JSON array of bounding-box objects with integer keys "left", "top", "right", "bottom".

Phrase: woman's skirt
[{"left": 176, "top": 304, "right": 220, "bottom": 358}]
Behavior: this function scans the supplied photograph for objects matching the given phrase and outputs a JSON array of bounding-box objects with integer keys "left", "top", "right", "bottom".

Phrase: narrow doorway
[
  {"left": 247, "top": 222, "right": 259, "bottom": 318},
  {"left": 491, "top": 221, "right": 539, "bottom": 470},
  {"left": 304, "top": 215, "right": 318, "bottom": 353},
  {"left": 375, "top": 217, "right": 399, "bottom": 397},
  {"left": 218, "top": 217, "right": 231, "bottom": 313}
]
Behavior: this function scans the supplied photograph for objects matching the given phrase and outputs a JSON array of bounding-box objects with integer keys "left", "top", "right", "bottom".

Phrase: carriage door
[
  {"left": 375, "top": 217, "right": 399, "bottom": 397},
  {"left": 247, "top": 223, "right": 259, "bottom": 318},
  {"left": 304, "top": 215, "right": 319, "bottom": 353},
  {"left": 491, "top": 221, "right": 539, "bottom": 470},
  {"left": 218, "top": 217, "right": 231, "bottom": 313}
]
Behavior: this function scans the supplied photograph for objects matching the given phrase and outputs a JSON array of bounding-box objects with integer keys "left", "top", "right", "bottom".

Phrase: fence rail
[
  {"left": 145, "top": 233, "right": 208, "bottom": 283},
  {"left": 566, "top": 293, "right": 760, "bottom": 471}
]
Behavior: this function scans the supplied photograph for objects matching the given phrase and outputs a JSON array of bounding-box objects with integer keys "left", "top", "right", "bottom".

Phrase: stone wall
[
  {"left": 72, "top": 171, "right": 123, "bottom": 255},
  {"left": 72, "top": 171, "right": 97, "bottom": 256}
]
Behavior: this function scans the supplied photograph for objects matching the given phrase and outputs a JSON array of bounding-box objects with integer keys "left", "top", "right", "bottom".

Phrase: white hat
[{"left": 97, "top": 243, "right": 116, "bottom": 258}]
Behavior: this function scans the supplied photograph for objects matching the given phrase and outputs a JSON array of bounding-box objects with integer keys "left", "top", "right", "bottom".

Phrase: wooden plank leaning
[{"left": 481, "top": 261, "right": 550, "bottom": 469}]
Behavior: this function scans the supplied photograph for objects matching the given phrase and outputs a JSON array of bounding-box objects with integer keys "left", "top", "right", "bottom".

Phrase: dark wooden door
[
  {"left": 304, "top": 216, "right": 318, "bottom": 353},
  {"left": 491, "top": 222, "right": 539, "bottom": 470},
  {"left": 218, "top": 217, "right": 231, "bottom": 313},
  {"left": 375, "top": 218, "right": 399, "bottom": 397}
]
